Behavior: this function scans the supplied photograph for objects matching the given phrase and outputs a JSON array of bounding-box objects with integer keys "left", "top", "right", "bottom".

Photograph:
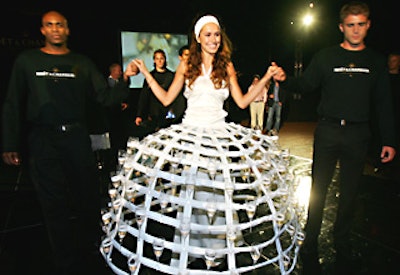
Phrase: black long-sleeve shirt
[
  {"left": 2, "top": 48, "right": 131, "bottom": 152},
  {"left": 282, "top": 44, "right": 396, "bottom": 147}
]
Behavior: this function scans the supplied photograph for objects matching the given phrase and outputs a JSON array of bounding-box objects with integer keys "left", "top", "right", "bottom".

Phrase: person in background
[
  {"left": 165, "top": 45, "right": 190, "bottom": 125},
  {"left": 264, "top": 78, "right": 286, "bottom": 135},
  {"left": 248, "top": 74, "right": 268, "bottom": 130},
  {"left": 1, "top": 10, "right": 138, "bottom": 274},
  {"left": 87, "top": 62, "right": 131, "bottom": 199},
  {"left": 370, "top": 52, "right": 400, "bottom": 174},
  {"left": 135, "top": 49, "right": 174, "bottom": 138},
  {"left": 278, "top": 1, "right": 396, "bottom": 274},
  {"left": 387, "top": 52, "right": 400, "bottom": 150},
  {"left": 106, "top": 62, "right": 131, "bottom": 167}
]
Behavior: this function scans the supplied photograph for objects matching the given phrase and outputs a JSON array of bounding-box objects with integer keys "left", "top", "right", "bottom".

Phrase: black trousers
[
  {"left": 28, "top": 125, "right": 101, "bottom": 274},
  {"left": 304, "top": 119, "right": 370, "bottom": 252}
]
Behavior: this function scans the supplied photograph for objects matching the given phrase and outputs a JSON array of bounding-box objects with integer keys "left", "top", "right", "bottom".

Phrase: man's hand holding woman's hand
[
  {"left": 124, "top": 60, "right": 140, "bottom": 78},
  {"left": 131, "top": 59, "right": 151, "bottom": 76},
  {"left": 266, "top": 62, "right": 286, "bottom": 82}
]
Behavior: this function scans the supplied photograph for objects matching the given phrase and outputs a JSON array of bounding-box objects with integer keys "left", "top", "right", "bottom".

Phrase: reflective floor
[{"left": 0, "top": 122, "right": 399, "bottom": 274}]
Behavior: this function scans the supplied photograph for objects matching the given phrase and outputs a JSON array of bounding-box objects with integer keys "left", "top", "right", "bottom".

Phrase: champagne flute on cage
[
  {"left": 246, "top": 200, "right": 256, "bottom": 232},
  {"left": 101, "top": 212, "right": 112, "bottom": 234},
  {"left": 110, "top": 173, "right": 121, "bottom": 189},
  {"left": 159, "top": 192, "right": 168, "bottom": 210},
  {"left": 128, "top": 255, "right": 138, "bottom": 273},
  {"left": 226, "top": 226, "right": 237, "bottom": 243},
  {"left": 125, "top": 182, "right": 137, "bottom": 203},
  {"left": 152, "top": 237, "right": 166, "bottom": 261},
  {"left": 185, "top": 172, "right": 195, "bottom": 199},
  {"left": 140, "top": 153, "right": 148, "bottom": 165},
  {"left": 280, "top": 148, "right": 290, "bottom": 161},
  {"left": 225, "top": 179, "right": 234, "bottom": 200},
  {"left": 101, "top": 237, "right": 112, "bottom": 254},
  {"left": 126, "top": 136, "right": 139, "bottom": 155},
  {"left": 204, "top": 249, "right": 216, "bottom": 270},
  {"left": 240, "top": 161, "right": 251, "bottom": 182},
  {"left": 206, "top": 198, "right": 217, "bottom": 225},
  {"left": 108, "top": 188, "right": 118, "bottom": 201},
  {"left": 179, "top": 217, "right": 190, "bottom": 241},
  {"left": 117, "top": 149, "right": 126, "bottom": 171},
  {"left": 135, "top": 206, "right": 146, "bottom": 229},
  {"left": 250, "top": 242, "right": 262, "bottom": 264},
  {"left": 118, "top": 224, "right": 128, "bottom": 242},
  {"left": 208, "top": 160, "right": 217, "bottom": 181}
]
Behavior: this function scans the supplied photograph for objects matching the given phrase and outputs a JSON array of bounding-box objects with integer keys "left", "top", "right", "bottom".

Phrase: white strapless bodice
[{"left": 181, "top": 73, "right": 229, "bottom": 128}]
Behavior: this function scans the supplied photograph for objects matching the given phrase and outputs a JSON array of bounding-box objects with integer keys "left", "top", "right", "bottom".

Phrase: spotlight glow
[{"left": 302, "top": 14, "right": 314, "bottom": 26}]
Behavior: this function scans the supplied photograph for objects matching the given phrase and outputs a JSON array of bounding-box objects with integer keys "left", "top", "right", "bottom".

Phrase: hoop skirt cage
[{"left": 100, "top": 122, "right": 307, "bottom": 274}]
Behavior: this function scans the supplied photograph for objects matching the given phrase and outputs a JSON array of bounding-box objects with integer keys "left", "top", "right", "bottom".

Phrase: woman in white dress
[{"left": 101, "top": 14, "right": 304, "bottom": 275}]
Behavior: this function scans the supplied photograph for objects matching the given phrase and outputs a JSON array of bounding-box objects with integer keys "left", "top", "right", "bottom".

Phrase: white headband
[{"left": 194, "top": 15, "right": 220, "bottom": 38}]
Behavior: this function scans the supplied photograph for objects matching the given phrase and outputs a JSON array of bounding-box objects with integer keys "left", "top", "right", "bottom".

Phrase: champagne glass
[
  {"left": 262, "top": 153, "right": 272, "bottom": 170},
  {"left": 206, "top": 198, "right": 217, "bottom": 225},
  {"left": 112, "top": 198, "right": 122, "bottom": 212},
  {"left": 246, "top": 201, "right": 256, "bottom": 232},
  {"left": 241, "top": 167, "right": 251, "bottom": 182},
  {"left": 128, "top": 255, "right": 138, "bottom": 273},
  {"left": 101, "top": 237, "right": 112, "bottom": 254},
  {"left": 123, "top": 158, "right": 134, "bottom": 176},
  {"left": 102, "top": 212, "right": 112, "bottom": 226},
  {"left": 185, "top": 172, "right": 195, "bottom": 198},
  {"left": 125, "top": 182, "right": 137, "bottom": 203},
  {"left": 118, "top": 149, "right": 126, "bottom": 170},
  {"left": 250, "top": 242, "right": 261, "bottom": 264},
  {"left": 159, "top": 192, "right": 168, "bottom": 210},
  {"left": 204, "top": 249, "right": 216, "bottom": 270},
  {"left": 110, "top": 173, "right": 121, "bottom": 188},
  {"left": 179, "top": 217, "right": 190, "bottom": 241},
  {"left": 118, "top": 224, "right": 128, "bottom": 242},
  {"left": 226, "top": 226, "right": 237, "bottom": 243},
  {"left": 225, "top": 180, "right": 234, "bottom": 199},
  {"left": 140, "top": 154, "right": 149, "bottom": 165},
  {"left": 126, "top": 136, "right": 139, "bottom": 155},
  {"left": 280, "top": 148, "right": 290, "bottom": 161},
  {"left": 186, "top": 183, "right": 194, "bottom": 199},
  {"left": 296, "top": 231, "right": 305, "bottom": 246},
  {"left": 135, "top": 206, "right": 146, "bottom": 229},
  {"left": 152, "top": 237, "right": 166, "bottom": 261},
  {"left": 207, "top": 160, "right": 217, "bottom": 181},
  {"left": 286, "top": 224, "right": 296, "bottom": 236},
  {"left": 108, "top": 188, "right": 118, "bottom": 201}
]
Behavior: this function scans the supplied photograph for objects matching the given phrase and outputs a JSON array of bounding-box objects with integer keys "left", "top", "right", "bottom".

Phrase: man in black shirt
[
  {"left": 165, "top": 45, "right": 189, "bottom": 125},
  {"left": 280, "top": 2, "right": 396, "bottom": 274},
  {"left": 1, "top": 10, "right": 138, "bottom": 274}
]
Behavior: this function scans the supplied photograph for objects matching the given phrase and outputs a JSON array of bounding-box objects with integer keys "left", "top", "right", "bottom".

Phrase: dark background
[{"left": 0, "top": 0, "right": 399, "bottom": 122}]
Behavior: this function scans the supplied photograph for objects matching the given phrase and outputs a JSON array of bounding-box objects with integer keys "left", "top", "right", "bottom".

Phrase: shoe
[
  {"left": 262, "top": 128, "right": 268, "bottom": 135},
  {"left": 268, "top": 129, "right": 277, "bottom": 136}
]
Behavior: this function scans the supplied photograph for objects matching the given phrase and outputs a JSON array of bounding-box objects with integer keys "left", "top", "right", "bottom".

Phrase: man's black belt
[{"left": 320, "top": 117, "right": 368, "bottom": 126}]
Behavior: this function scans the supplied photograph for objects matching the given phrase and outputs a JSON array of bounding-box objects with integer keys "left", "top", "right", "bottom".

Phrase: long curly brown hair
[{"left": 185, "top": 14, "right": 233, "bottom": 89}]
